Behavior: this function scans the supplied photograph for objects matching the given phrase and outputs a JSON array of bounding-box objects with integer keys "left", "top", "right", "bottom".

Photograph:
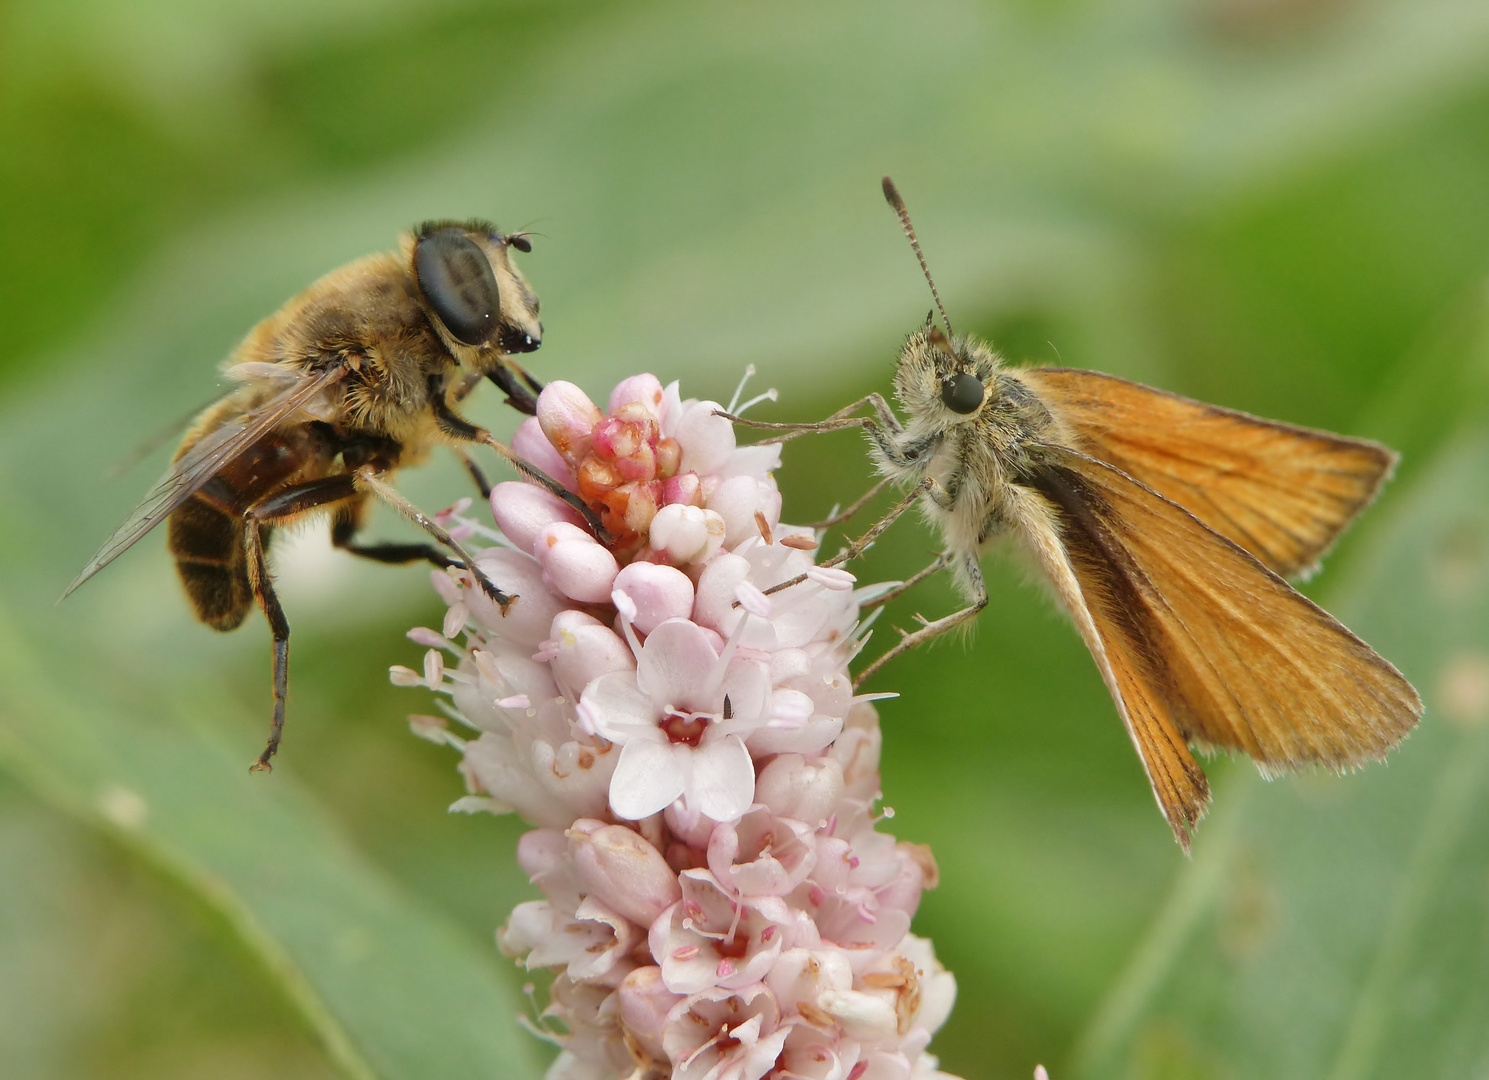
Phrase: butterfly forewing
[
  {"left": 63, "top": 363, "right": 350, "bottom": 599},
  {"left": 1018, "top": 444, "right": 1421, "bottom": 841},
  {"left": 1021, "top": 368, "right": 1395, "bottom": 578}
]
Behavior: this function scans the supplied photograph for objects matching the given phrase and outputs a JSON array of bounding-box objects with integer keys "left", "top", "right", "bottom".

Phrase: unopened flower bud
[
  {"left": 674, "top": 400, "right": 736, "bottom": 475},
  {"left": 537, "top": 381, "right": 604, "bottom": 466},
  {"left": 820, "top": 988, "right": 900, "bottom": 1042},
  {"left": 512, "top": 416, "right": 575, "bottom": 487},
  {"left": 612, "top": 562, "right": 695, "bottom": 634},
  {"left": 548, "top": 611, "right": 634, "bottom": 694},
  {"left": 617, "top": 965, "right": 682, "bottom": 1064},
  {"left": 534, "top": 523, "right": 619, "bottom": 603},
  {"left": 489, "top": 482, "right": 585, "bottom": 555},
  {"left": 755, "top": 754, "right": 845, "bottom": 825},
  {"left": 650, "top": 503, "right": 726, "bottom": 565},
  {"left": 608, "top": 373, "right": 666, "bottom": 419},
  {"left": 568, "top": 819, "right": 682, "bottom": 927},
  {"left": 662, "top": 470, "right": 702, "bottom": 507}
]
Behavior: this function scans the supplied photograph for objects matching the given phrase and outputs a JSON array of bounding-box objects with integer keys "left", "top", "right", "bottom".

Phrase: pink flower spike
[{"left": 393, "top": 372, "right": 963, "bottom": 1080}]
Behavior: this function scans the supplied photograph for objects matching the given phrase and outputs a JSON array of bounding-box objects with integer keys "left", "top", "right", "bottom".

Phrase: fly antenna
[{"left": 882, "top": 176, "right": 954, "bottom": 341}]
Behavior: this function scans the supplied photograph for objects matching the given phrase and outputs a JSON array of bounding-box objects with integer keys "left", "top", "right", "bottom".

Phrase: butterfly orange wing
[
  {"left": 1019, "top": 368, "right": 1395, "bottom": 578},
  {"left": 1014, "top": 444, "right": 1420, "bottom": 846}
]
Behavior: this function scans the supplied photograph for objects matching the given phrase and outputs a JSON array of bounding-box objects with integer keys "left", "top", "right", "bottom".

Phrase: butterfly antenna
[{"left": 882, "top": 176, "right": 954, "bottom": 341}]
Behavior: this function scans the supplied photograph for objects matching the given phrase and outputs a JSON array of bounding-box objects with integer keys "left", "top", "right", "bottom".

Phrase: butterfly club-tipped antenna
[{"left": 881, "top": 176, "right": 954, "bottom": 342}]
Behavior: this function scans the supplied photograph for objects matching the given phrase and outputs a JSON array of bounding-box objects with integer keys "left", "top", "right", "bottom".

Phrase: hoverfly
[{"left": 65, "top": 220, "right": 601, "bottom": 770}]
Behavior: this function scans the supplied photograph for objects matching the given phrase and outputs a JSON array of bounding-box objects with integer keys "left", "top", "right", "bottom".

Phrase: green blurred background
[{"left": 5, "top": 1, "right": 1489, "bottom": 1077}]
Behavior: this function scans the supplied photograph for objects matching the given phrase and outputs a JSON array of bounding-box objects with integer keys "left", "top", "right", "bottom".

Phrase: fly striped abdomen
[{"left": 167, "top": 433, "right": 304, "bottom": 632}]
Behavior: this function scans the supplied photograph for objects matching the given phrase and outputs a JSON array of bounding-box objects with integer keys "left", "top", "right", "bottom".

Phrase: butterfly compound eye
[
  {"left": 940, "top": 373, "right": 984, "bottom": 414},
  {"left": 416, "top": 229, "right": 501, "bottom": 346}
]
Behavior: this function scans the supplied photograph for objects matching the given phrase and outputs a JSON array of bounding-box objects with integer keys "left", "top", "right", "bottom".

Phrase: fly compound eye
[
  {"left": 415, "top": 229, "right": 501, "bottom": 346},
  {"left": 940, "top": 372, "right": 984, "bottom": 414}
]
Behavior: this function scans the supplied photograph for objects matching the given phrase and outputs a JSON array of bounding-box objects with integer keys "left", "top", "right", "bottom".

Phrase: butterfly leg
[
  {"left": 859, "top": 551, "right": 951, "bottom": 610},
  {"left": 853, "top": 553, "right": 987, "bottom": 688},
  {"left": 352, "top": 467, "right": 515, "bottom": 615},
  {"left": 749, "top": 477, "right": 936, "bottom": 605},
  {"left": 717, "top": 393, "right": 905, "bottom": 446},
  {"left": 808, "top": 475, "right": 895, "bottom": 529}
]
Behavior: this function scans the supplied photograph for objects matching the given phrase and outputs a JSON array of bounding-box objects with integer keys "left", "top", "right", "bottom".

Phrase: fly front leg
[
  {"left": 853, "top": 552, "right": 987, "bottom": 688},
  {"left": 484, "top": 357, "right": 543, "bottom": 416},
  {"left": 428, "top": 382, "right": 609, "bottom": 540}
]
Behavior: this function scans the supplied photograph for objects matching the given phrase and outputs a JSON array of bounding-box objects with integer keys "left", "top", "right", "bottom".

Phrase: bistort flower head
[{"left": 394, "top": 371, "right": 964, "bottom": 1080}]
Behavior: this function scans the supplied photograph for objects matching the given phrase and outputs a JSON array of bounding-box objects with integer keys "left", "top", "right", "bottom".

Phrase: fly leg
[
  {"left": 332, "top": 505, "right": 459, "bottom": 568},
  {"left": 427, "top": 381, "right": 609, "bottom": 540},
  {"left": 485, "top": 358, "right": 543, "bottom": 416},
  {"left": 351, "top": 467, "right": 515, "bottom": 614},
  {"left": 853, "top": 552, "right": 987, "bottom": 688},
  {"left": 241, "top": 474, "right": 365, "bottom": 772},
  {"left": 452, "top": 448, "right": 493, "bottom": 500}
]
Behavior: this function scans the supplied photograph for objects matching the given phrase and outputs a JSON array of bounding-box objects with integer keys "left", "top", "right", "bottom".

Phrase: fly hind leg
[{"left": 242, "top": 474, "right": 363, "bottom": 772}]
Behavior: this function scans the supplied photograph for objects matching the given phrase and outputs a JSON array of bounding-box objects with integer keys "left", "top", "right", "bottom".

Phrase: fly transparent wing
[{"left": 62, "top": 363, "right": 350, "bottom": 599}]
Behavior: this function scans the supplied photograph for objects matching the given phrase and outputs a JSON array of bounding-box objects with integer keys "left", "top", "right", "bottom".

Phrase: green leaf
[{"left": 0, "top": 607, "right": 546, "bottom": 1080}]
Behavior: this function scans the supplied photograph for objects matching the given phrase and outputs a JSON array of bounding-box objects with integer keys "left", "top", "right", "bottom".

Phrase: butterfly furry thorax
[{"left": 875, "top": 328, "right": 1072, "bottom": 593}]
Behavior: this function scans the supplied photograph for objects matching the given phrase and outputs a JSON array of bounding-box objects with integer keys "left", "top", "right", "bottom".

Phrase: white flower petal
[
  {"left": 610, "top": 738, "right": 686, "bottom": 820},
  {"left": 637, "top": 618, "right": 720, "bottom": 706},
  {"left": 690, "top": 734, "right": 755, "bottom": 822},
  {"left": 578, "top": 670, "right": 658, "bottom": 741}
]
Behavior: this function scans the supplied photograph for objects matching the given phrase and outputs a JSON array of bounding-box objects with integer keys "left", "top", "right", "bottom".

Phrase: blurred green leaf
[{"left": 0, "top": 608, "right": 546, "bottom": 1080}]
